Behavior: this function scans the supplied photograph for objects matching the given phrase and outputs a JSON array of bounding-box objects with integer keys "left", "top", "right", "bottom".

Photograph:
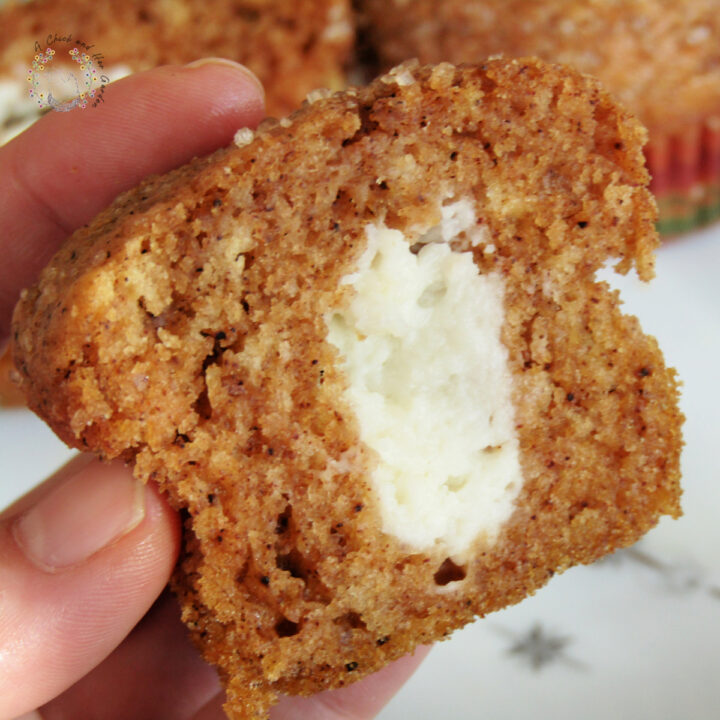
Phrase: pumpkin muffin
[{"left": 12, "top": 59, "right": 683, "bottom": 719}]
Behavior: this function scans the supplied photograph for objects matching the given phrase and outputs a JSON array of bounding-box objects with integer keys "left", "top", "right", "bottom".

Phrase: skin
[{"left": 0, "top": 60, "right": 428, "bottom": 720}]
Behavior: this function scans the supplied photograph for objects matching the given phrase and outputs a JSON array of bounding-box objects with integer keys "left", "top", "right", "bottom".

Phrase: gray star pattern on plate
[{"left": 507, "top": 624, "right": 575, "bottom": 670}]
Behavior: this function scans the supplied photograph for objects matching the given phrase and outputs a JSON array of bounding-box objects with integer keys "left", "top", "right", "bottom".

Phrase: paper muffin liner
[{"left": 647, "top": 118, "right": 720, "bottom": 235}]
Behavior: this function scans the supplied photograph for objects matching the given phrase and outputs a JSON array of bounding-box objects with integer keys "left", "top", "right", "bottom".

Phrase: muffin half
[{"left": 12, "top": 58, "right": 683, "bottom": 719}]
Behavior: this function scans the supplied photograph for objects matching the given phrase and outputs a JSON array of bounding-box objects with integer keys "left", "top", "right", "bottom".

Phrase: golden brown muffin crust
[{"left": 12, "top": 59, "right": 682, "bottom": 719}]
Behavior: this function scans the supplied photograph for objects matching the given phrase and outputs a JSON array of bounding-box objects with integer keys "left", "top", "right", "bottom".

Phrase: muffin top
[{"left": 360, "top": 0, "right": 720, "bottom": 133}]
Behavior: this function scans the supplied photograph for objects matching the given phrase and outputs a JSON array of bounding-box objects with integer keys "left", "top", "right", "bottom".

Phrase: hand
[{"left": 0, "top": 60, "right": 428, "bottom": 720}]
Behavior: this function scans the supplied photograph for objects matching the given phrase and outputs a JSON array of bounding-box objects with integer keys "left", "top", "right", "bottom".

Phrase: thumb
[{"left": 0, "top": 455, "right": 179, "bottom": 719}]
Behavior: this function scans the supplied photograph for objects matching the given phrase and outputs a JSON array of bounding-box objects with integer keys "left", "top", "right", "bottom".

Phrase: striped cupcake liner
[{"left": 646, "top": 119, "right": 720, "bottom": 235}]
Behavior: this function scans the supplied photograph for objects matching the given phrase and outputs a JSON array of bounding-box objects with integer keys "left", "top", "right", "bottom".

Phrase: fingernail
[
  {"left": 12, "top": 461, "right": 145, "bottom": 571},
  {"left": 184, "top": 57, "right": 265, "bottom": 100}
]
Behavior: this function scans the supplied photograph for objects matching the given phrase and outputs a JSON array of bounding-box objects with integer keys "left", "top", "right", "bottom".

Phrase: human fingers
[
  {"left": 0, "top": 456, "right": 180, "bottom": 719},
  {"left": 40, "top": 592, "right": 429, "bottom": 720},
  {"left": 38, "top": 590, "right": 221, "bottom": 720},
  {"left": 38, "top": 590, "right": 429, "bottom": 720},
  {"left": 0, "top": 59, "right": 265, "bottom": 342}
]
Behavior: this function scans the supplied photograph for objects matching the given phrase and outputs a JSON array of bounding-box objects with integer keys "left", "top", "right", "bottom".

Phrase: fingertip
[
  {"left": 97, "top": 59, "right": 267, "bottom": 133},
  {"left": 0, "top": 458, "right": 180, "bottom": 717},
  {"left": 13, "top": 460, "right": 146, "bottom": 571},
  {"left": 184, "top": 57, "right": 266, "bottom": 107}
]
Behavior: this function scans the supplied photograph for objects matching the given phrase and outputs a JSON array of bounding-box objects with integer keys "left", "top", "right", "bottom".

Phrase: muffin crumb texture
[{"left": 12, "top": 59, "right": 682, "bottom": 719}]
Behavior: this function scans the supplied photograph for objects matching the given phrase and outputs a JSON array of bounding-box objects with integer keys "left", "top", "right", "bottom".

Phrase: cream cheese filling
[{"left": 325, "top": 201, "right": 523, "bottom": 560}]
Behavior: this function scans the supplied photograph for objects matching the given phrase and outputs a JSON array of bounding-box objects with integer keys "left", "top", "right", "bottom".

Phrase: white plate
[{"left": 2, "top": 224, "right": 719, "bottom": 720}]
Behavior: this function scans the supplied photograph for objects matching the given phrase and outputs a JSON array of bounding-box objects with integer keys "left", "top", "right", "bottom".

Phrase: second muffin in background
[{"left": 0, "top": 0, "right": 353, "bottom": 139}]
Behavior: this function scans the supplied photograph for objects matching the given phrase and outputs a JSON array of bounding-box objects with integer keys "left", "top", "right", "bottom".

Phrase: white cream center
[{"left": 325, "top": 202, "right": 523, "bottom": 559}]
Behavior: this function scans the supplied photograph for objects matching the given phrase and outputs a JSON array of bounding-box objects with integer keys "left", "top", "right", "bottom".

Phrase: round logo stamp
[{"left": 27, "top": 34, "right": 109, "bottom": 112}]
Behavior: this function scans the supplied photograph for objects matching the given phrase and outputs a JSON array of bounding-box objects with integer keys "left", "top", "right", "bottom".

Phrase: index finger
[{"left": 0, "top": 59, "right": 265, "bottom": 342}]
